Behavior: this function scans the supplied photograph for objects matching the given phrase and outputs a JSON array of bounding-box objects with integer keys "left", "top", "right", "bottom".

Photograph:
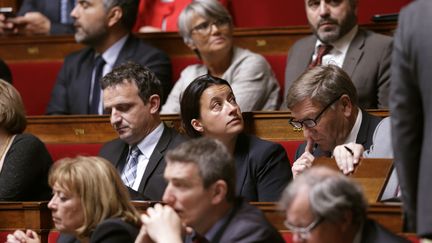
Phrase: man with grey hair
[
  {"left": 282, "top": 0, "right": 392, "bottom": 109},
  {"left": 46, "top": 0, "right": 172, "bottom": 115},
  {"left": 286, "top": 65, "right": 381, "bottom": 178},
  {"left": 135, "top": 137, "right": 284, "bottom": 243},
  {"left": 280, "top": 166, "right": 409, "bottom": 243}
]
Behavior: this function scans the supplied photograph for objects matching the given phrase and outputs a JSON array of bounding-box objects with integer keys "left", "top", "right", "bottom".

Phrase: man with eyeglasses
[
  {"left": 286, "top": 65, "right": 381, "bottom": 178},
  {"left": 279, "top": 166, "right": 409, "bottom": 243}
]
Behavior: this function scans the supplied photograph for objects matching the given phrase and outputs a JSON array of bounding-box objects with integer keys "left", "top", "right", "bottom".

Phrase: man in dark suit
[
  {"left": 46, "top": 0, "right": 171, "bottom": 115},
  {"left": 0, "top": 0, "right": 74, "bottom": 35},
  {"left": 99, "top": 63, "right": 184, "bottom": 200},
  {"left": 135, "top": 137, "right": 284, "bottom": 243},
  {"left": 390, "top": 0, "right": 432, "bottom": 239},
  {"left": 280, "top": 166, "right": 409, "bottom": 243},
  {"left": 285, "top": 65, "right": 381, "bottom": 178},
  {"left": 283, "top": 0, "right": 392, "bottom": 109}
]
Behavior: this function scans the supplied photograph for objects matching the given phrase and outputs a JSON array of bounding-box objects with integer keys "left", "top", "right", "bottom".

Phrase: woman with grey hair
[{"left": 162, "top": 0, "right": 280, "bottom": 113}]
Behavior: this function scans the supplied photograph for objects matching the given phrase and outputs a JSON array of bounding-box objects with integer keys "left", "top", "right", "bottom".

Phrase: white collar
[{"left": 344, "top": 109, "right": 362, "bottom": 144}]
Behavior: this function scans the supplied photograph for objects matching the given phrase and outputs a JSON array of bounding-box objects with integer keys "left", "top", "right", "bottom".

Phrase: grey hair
[
  {"left": 279, "top": 167, "right": 367, "bottom": 226},
  {"left": 286, "top": 65, "right": 358, "bottom": 109},
  {"left": 178, "top": 0, "right": 232, "bottom": 46},
  {"left": 102, "top": 0, "right": 139, "bottom": 30},
  {"left": 165, "top": 137, "right": 236, "bottom": 202}
]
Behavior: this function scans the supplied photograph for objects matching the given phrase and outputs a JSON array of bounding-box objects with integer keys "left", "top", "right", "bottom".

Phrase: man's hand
[
  {"left": 6, "top": 229, "right": 41, "bottom": 243},
  {"left": 0, "top": 14, "right": 16, "bottom": 34},
  {"left": 9, "top": 12, "right": 51, "bottom": 35},
  {"left": 292, "top": 138, "right": 315, "bottom": 179},
  {"left": 136, "top": 204, "right": 184, "bottom": 243},
  {"left": 333, "top": 142, "right": 364, "bottom": 174}
]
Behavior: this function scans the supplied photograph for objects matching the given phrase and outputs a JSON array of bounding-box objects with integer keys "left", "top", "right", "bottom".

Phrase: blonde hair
[
  {"left": 49, "top": 156, "right": 141, "bottom": 237},
  {"left": 0, "top": 79, "right": 26, "bottom": 134}
]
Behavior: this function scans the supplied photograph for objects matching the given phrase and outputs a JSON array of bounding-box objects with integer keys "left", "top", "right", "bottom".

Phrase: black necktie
[
  {"left": 90, "top": 55, "right": 105, "bottom": 114},
  {"left": 309, "top": 44, "right": 333, "bottom": 68}
]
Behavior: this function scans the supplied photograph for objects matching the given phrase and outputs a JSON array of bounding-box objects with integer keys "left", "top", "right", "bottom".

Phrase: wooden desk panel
[
  {"left": 0, "top": 23, "right": 395, "bottom": 61},
  {"left": 25, "top": 110, "right": 389, "bottom": 144}
]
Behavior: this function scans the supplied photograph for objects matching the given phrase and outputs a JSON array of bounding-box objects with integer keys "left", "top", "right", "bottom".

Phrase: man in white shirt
[
  {"left": 283, "top": 0, "right": 392, "bottom": 109},
  {"left": 99, "top": 62, "right": 184, "bottom": 200},
  {"left": 285, "top": 65, "right": 381, "bottom": 178}
]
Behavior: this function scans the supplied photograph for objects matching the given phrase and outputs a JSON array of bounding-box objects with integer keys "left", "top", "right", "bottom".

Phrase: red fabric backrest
[
  {"left": 281, "top": 231, "right": 293, "bottom": 243},
  {"left": 9, "top": 61, "right": 63, "bottom": 116},
  {"left": 48, "top": 231, "right": 60, "bottom": 243},
  {"left": 171, "top": 56, "right": 200, "bottom": 82},
  {"left": 276, "top": 140, "right": 303, "bottom": 165},
  {"left": 263, "top": 54, "right": 287, "bottom": 98},
  {"left": 46, "top": 144, "right": 103, "bottom": 162},
  {"left": 0, "top": 231, "right": 12, "bottom": 243},
  {"left": 229, "top": 0, "right": 412, "bottom": 28}
]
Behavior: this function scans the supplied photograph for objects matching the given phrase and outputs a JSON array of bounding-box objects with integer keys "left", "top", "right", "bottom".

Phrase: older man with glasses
[
  {"left": 285, "top": 65, "right": 382, "bottom": 178},
  {"left": 279, "top": 166, "right": 409, "bottom": 243}
]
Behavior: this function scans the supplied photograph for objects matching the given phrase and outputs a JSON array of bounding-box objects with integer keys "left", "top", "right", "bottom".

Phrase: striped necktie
[
  {"left": 309, "top": 44, "right": 333, "bottom": 68},
  {"left": 121, "top": 146, "right": 141, "bottom": 188}
]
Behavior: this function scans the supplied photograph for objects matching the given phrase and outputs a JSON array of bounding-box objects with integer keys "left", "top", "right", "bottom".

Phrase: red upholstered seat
[
  {"left": 46, "top": 144, "right": 103, "bottom": 162},
  {"left": 9, "top": 61, "right": 63, "bottom": 116},
  {"left": 276, "top": 140, "right": 303, "bottom": 165}
]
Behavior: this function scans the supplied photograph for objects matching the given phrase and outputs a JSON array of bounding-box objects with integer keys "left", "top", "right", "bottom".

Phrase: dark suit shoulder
[
  {"left": 99, "top": 138, "right": 126, "bottom": 158},
  {"left": 90, "top": 218, "right": 140, "bottom": 243},
  {"left": 222, "top": 200, "right": 284, "bottom": 242},
  {"left": 361, "top": 219, "right": 410, "bottom": 243}
]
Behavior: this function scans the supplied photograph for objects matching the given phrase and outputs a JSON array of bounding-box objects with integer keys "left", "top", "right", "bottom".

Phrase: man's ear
[
  {"left": 340, "top": 94, "right": 353, "bottom": 117},
  {"left": 210, "top": 180, "right": 228, "bottom": 204},
  {"left": 107, "top": 6, "right": 123, "bottom": 27},
  {"left": 148, "top": 94, "right": 161, "bottom": 114},
  {"left": 191, "top": 118, "right": 204, "bottom": 133}
]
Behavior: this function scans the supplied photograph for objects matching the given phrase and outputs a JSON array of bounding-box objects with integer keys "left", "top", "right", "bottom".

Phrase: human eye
[
  {"left": 307, "top": 0, "right": 320, "bottom": 8},
  {"left": 116, "top": 104, "right": 131, "bottom": 112},
  {"left": 327, "top": 0, "right": 342, "bottom": 6},
  {"left": 228, "top": 94, "right": 237, "bottom": 105},
  {"left": 194, "top": 21, "right": 210, "bottom": 31},
  {"left": 211, "top": 101, "right": 222, "bottom": 111},
  {"left": 78, "top": 0, "right": 90, "bottom": 8}
]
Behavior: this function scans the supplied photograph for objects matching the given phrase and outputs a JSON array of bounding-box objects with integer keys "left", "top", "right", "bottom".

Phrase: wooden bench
[
  {"left": 0, "top": 23, "right": 395, "bottom": 115},
  {"left": 0, "top": 200, "right": 404, "bottom": 243}
]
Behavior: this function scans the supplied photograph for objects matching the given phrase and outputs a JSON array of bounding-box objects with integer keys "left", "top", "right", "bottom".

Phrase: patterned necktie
[
  {"left": 309, "top": 44, "right": 333, "bottom": 68},
  {"left": 121, "top": 146, "right": 141, "bottom": 188},
  {"left": 89, "top": 55, "right": 105, "bottom": 114}
]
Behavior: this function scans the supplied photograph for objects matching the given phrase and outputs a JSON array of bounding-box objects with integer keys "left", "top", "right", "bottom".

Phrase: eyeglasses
[
  {"left": 289, "top": 95, "right": 342, "bottom": 129},
  {"left": 190, "top": 18, "right": 231, "bottom": 35},
  {"left": 284, "top": 217, "right": 323, "bottom": 240}
]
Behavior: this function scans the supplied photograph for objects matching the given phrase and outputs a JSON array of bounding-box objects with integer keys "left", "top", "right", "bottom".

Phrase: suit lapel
[
  {"left": 300, "top": 36, "right": 317, "bottom": 71},
  {"left": 355, "top": 110, "right": 370, "bottom": 147},
  {"left": 138, "top": 125, "right": 171, "bottom": 192},
  {"left": 342, "top": 29, "right": 365, "bottom": 77},
  {"left": 74, "top": 49, "right": 96, "bottom": 114},
  {"left": 114, "top": 35, "right": 135, "bottom": 66},
  {"left": 234, "top": 134, "right": 250, "bottom": 196}
]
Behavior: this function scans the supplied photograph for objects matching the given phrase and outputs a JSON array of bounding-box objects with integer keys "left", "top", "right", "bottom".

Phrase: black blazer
[
  {"left": 360, "top": 219, "right": 410, "bottom": 243},
  {"left": 234, "top": 133, "right": 292, "bottom": 202},
  {"left": 46, "top": 35, "right": 172, "bottom": 115},
  {"left": 17, "top": 0, "right": 74, "bottom": 34},
  {"left": 295, "top": 110, "right": 382, "bottom": 159},
  {"left": 57, "top": 218, "right": 139, "bottom": 243},
  {"left": 99, "top": 125, "right": 185, "bottom": 200},
  {"left": 215, "top": 199, "right": 284, "bottom": 243}
]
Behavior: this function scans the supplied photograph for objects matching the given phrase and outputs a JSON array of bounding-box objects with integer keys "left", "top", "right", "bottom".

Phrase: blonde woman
[
  {"left": 0, "top": 79, "right": 52, "bottom": 201},
  {"left": 7, "top": 156, "right": 141, "bottom": 243}
]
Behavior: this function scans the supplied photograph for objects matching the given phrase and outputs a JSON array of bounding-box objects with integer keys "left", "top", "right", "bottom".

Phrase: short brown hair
[
  {"left": 0, "top": 79, "right": 26, "bottom": 134},
  {"left": 286, "top": 65, "right": 358, "bottom": 109},
  {"left": 49, "top": 156, "right": 141, "bottom": 237}
]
